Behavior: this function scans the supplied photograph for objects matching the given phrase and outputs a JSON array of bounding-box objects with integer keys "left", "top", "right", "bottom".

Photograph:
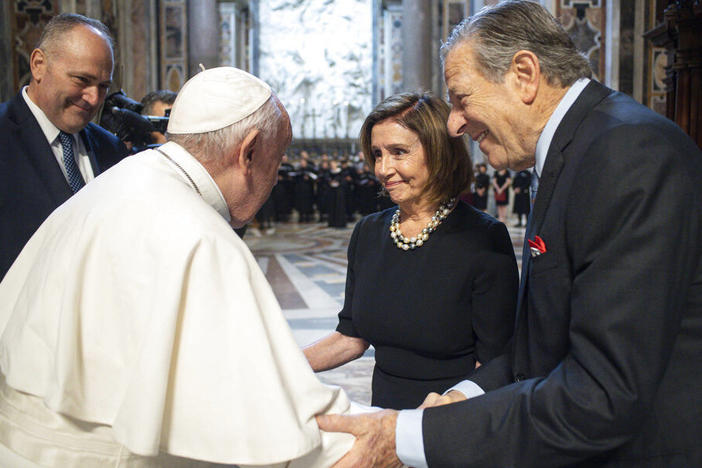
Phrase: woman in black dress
[
  {"left": 472, "top": 163, "right": 490, "bottom": 212},
  {"left": 316, "top": 160, "right": 332, "bottom": 222},
  {"left": 294, "top": 158, "right": 316, "bottom": 222},
  {"left": 492, "top": 168, "right": 511, "bottom": 223},
  {"left": 326, "top": 160, "right": 348, "bottom": 228},
  {"left": 355, "top": 163, "right": 380, "bottom": 215},
  {"left": 304, "top": 93, "right": 518, "bottom": 410},
  {"left": 511, "top": 169, "right": 531, "bottom": 226}
]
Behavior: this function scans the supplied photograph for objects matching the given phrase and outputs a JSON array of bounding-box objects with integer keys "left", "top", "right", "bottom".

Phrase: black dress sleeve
[
  {"left": 470, "top": 220, "right": 518, "bottom": 363},
  {"left": 336, "top": 220, "right": 362, "bottom": 337}
]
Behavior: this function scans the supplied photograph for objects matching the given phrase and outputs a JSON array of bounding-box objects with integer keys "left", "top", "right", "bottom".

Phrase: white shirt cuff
[
  {"left": 396, "top": 409, "right": 428, "bottom": 468},
  {"left": 395, "top": 382, "right": 484, "bottom": 468},
  {"left": 445, "top": 379, "right": 485, "bottom": 399}
]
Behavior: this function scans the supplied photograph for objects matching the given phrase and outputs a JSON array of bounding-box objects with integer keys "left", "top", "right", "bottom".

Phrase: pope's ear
[{"left": 236, "top": 128, "right": 260, "bottom": 173}]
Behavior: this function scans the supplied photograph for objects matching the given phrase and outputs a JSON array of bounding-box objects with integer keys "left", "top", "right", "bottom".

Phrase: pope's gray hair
[
  {"left": 441, "top": 0, "right": 591, "bottom": 87},
  {"left": 167, "top": 96, "right": 281, "bottom": 163}
]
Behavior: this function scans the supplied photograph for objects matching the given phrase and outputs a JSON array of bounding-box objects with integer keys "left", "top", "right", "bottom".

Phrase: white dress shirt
[{"left": 21, "top": 86, "right": 95, "bottom": 184}]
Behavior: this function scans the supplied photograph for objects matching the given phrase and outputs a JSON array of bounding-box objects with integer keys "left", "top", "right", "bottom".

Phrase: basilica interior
[
  {"left": 2, "top": 0, "right": 700, "bottom": 404},
  {"left": 2, "top": 0, "right": 700, "bottom": 149}
]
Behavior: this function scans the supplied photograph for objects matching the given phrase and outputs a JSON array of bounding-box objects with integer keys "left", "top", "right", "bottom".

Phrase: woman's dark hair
[{"left": 360, "top": 92, "right": 473, "bottom": 204}]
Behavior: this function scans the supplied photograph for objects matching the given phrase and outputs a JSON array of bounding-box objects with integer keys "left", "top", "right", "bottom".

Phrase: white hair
[
  {"left": 166, "top": 95, "right": 281, "bottom": 163},
  {"left": 441, "top": 0, "right": 591, "bottom": 87}
]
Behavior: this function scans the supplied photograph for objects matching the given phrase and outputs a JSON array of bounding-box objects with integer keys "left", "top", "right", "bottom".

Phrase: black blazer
[
  {"left": 422, "top": 81, "right": 702, "bottom": 467},
  {"left": 0, "top": 92, "right": 128, "bottom": 280}
]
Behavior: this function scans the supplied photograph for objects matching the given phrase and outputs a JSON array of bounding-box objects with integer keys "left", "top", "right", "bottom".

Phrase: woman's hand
[{"left": 417, "top": 390, "right": 467, "bottom": 409}]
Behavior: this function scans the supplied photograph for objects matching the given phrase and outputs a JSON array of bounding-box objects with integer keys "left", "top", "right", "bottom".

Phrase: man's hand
[
  {"left": 418, "top": 390, "right": 467, "bottom": 409},
  {"left": 316, "top": 410, "right": 403, "bottom": 468}
]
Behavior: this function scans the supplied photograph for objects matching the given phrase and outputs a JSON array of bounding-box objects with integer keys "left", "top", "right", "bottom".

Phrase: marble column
[
  {"left": 250, "top": 0, "right": 260, "bottom": 76},
  {"left": 402, "top": 0, "right": 432, "bottom": 93},
  {"left": 187, "top": 0, "right": 220, "bottom": 77},
  {"left": 371, "top": 0, "right": 381, "bottom": 105}
]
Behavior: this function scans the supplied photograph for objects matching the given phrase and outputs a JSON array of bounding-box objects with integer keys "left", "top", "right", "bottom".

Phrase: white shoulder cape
[{"left": 0, "top": 146, "right": 354, "bottom": 466}]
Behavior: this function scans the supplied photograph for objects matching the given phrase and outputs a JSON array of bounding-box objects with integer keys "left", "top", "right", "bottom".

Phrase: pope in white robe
[{"left": 0, "top": 67, "right": 364, "bottom": 467}]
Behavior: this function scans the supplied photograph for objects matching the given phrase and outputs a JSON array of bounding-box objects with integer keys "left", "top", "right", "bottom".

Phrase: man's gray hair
[
  {"left": 167, "top": 96, "right": 281, "bottom": 163},
  {"left": 36, "top": 13, "right": 114, "bottom": 55},
  {"left": 441, "top": 0, "right": 591, "bottom": 87}
]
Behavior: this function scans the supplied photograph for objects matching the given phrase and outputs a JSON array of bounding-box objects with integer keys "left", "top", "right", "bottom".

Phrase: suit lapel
[
  {"left": 526, "top": 81, "right": 613, "bottom": 248},
  {"left": 516, "top": 134, "right": 566, "bottom": 324},
  {"left": 10, "top": 94, "right": 73, "bottom": 204},
  {"left": 80, "top": 125, "right": 102, "bottom": 175},
  {"left": 529, "top": 149, "right": 565, "bottom": 237},
  {"left": 515, "top": 81, "right": 614, "bottom": 337}
]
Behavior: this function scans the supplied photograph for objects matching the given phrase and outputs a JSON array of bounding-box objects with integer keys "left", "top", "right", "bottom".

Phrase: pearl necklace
[{"left": 389, "top": 198, "right": 456, "bottom": 251}]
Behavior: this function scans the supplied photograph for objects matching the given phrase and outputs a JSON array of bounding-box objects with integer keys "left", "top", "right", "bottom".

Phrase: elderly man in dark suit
[
  {"left": 317, "top": 1, "right": 702, "bottom": 467},
  {"left": 0, "top": 13, "right": 127, "bottom": 280}
]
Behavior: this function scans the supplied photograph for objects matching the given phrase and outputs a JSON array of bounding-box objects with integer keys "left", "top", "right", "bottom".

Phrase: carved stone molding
[{"left": 645, "top": 0, "right": 702, "bottom": 147}]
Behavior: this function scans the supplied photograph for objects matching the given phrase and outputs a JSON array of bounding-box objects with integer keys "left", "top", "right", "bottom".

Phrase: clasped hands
[
  {"left": 315, "top": 390, "right": 467, "bottom": 467},
  {"left": 416, "top": 389, "right": 467, "bottom": 409}
]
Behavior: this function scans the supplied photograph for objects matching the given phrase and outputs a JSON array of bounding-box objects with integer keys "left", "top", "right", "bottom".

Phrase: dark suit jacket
[
  {"left": 0, "top": 92, "right": 128, "bottom": 280},
  {"left": 423, "top": 81, "right": 702, "bottom": 467}
]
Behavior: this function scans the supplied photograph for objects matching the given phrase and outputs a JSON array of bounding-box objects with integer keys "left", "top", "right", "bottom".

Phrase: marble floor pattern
[{"left": 244, "top": 217, "right": 526, "bottom": 406}]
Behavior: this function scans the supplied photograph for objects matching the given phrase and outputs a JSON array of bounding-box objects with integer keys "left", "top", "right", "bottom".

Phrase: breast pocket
[{"left": 530, "top": 251, "right": 560, "bottom": 275}]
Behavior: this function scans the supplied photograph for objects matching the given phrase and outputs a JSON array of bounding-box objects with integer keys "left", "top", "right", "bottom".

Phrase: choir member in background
[
  {"left": 492, "top": 167, "right": 511, "bottom": 222},
  {"left": 511, "top": 169, "right": 531, "bottom": 227},
  {"left": 294, "top": 157, "right": 317, "bottom": 222}
]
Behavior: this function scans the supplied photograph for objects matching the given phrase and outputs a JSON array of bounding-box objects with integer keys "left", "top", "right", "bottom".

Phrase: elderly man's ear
[
  {"left": 510, "top": 50, "right": 540, "bottom": 105},
  {"left": 235, "top": 128, "right": 261, "bottom": 174}
]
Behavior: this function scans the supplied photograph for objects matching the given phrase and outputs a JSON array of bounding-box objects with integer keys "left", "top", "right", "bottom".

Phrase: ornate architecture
[
  {"left": 1, "top": 0, "right": 699, "bottom": 148},
  {"left": 645, "top": 0, "right": 702, "bottom": 148}
]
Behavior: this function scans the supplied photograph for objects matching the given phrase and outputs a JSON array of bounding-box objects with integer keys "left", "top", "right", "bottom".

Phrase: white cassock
[{"left": 0, "top": 142, "right": 359, "bottom": 467}]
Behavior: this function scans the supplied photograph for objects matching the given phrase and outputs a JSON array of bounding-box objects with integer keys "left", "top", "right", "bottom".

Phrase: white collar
[
  {"left": 533, "top": 78, "right": 590, "bottom": 177},
  {"left": 21, "top": 85, "right": 67, "bottom": 143},
  {"left": 156, "top": 141, "right": 231, "bottom": 222}
]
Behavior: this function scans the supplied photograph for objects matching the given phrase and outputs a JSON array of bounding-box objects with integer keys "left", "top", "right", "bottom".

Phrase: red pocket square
[{"left": 528, "top": 235, "right": 547, "bottom": 257}]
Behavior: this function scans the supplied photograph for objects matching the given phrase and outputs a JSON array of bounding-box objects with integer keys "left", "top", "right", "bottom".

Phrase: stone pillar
[
  {"left": 187, "top": 0, "right": 219, "bottom": 77},
  {"left": 402, "top": 0, "right": 432, "bottom": 93},
  {"left": 249, "top": 0, "right": 260, "bottom": 76},
  {"left": 372, "top": 0, "right": 381, "bottom": 105}
]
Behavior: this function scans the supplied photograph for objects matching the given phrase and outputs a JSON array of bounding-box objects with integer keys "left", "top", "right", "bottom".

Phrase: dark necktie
[
  {"left": 58, "top": 131, "right": 85, "bottom": 193},
  {"left": 525, "top": 169, "right": 539, "bottom": 236},
  {"left": 530, "top": 169, "right": 539, "bottom": 209}
]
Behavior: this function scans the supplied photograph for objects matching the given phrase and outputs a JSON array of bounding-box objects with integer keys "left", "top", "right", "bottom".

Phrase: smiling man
[
  {"left": 0, "top": 13, "right": 128, "bottom": 281},
  {"left": 316, "top": 1, "right": 702, "bottom": 467}
]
